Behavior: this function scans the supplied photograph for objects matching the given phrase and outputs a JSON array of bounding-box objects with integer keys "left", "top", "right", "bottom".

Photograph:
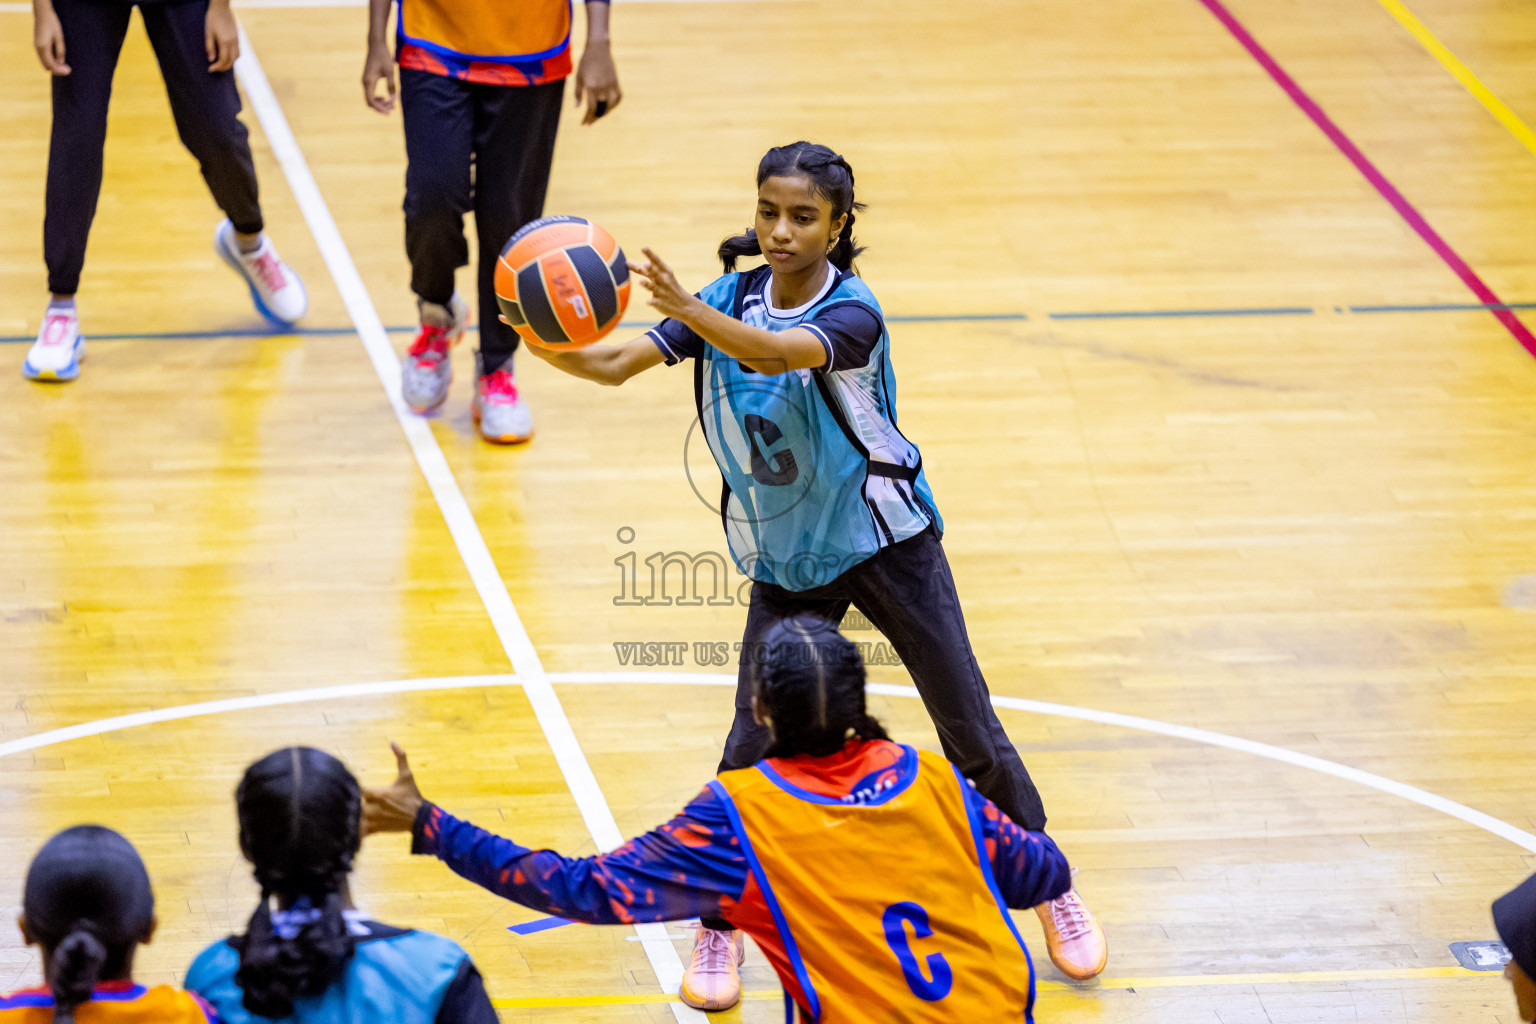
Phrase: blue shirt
[
  {"left": 649, "top": 265, "right": 943, "bottom": 591},
  {"left": 186, "top": 918, "right": 492, "bottom": 1024}
]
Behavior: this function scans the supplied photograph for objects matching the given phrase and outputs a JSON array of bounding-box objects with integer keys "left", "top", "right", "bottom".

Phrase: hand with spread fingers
[
  {"left": 628, "top": 248, "right": 699, "bottom": 322},
  {"left": 362, "top": 742, "right": 427, "bottom": 835}
]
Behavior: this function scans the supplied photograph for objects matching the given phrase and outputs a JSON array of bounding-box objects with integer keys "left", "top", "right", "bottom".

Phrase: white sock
[{"left": 418, "top": 299, "right": 454, "bottom": 329}]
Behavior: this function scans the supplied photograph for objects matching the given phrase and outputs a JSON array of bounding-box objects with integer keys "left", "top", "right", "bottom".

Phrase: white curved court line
[
  {"left": 231, "top": 31, "right": 697, "bottom": 1019},
  {"left": 4, "top": 671, "right": 1532, "bottom": 854},
  {"left": 0, "top": 675, "right": 516, "bottom": 759}
]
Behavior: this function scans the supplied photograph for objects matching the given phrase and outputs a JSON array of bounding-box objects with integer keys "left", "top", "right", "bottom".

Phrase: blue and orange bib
[
  {"left": 0, "top": 983, "right": 215, "bottom": 1023},
  {"left": 710, "top": 747, "right": 1036, "bottom": 1022},
  {"left": 397, "top": 0, "right": 574, "bottom": 86}
]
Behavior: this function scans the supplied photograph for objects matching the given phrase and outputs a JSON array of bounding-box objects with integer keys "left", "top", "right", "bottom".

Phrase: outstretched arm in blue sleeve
[{"left": 412, "top": 788, "right": 751, "bottom": 925}]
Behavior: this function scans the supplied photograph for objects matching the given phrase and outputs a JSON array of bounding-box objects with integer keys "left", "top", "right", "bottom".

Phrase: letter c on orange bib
[{"left": 494, "top": 215, "right": 630, "bottom": 350}]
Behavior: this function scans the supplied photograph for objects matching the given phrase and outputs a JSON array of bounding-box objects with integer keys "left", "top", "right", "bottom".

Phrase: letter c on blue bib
[{"left": 881, "top": 902, "right": 954, "bottom": 1001}]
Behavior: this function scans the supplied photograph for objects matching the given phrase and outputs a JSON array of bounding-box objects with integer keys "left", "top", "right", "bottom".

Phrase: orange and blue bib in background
[
  {"left": 0, "top": 983, "right": 215, "bottom": 1024},
  {"left": 710, "top": 746, "right": 1037, "bottom": 1023},
  {"left": 397, "top": 0, "right": 574, "bottom": 86}
]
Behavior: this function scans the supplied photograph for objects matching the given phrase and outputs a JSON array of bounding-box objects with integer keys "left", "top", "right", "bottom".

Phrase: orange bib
[
  {"left": 710, "top": 748, "right": 1036, "bottom": 1022},
  {"left": 399, "top": 0, "right": 571, "bottom": 63},
  {"left": 0, "top": 985, "right": 213, "bottom": 1024}
]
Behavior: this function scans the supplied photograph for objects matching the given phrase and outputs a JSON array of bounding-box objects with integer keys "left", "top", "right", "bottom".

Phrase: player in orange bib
[
  {"left": 361, "top": 0, "right": 621, "bottom": 443},
  {"left": 363, "top": 617, "right": 1074, "bottom": 1022},
  {"left": 0, "top": 826, "right": 217, "bottom": 1024}
]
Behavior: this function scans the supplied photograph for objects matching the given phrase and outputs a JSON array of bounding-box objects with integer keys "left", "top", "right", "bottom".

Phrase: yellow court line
[
  {"left": 490, "top": 966, "right": 1489, "bottom": 1008},
  {"left": 1376, "top": 0, "right": 1536, "bottom": 159}
]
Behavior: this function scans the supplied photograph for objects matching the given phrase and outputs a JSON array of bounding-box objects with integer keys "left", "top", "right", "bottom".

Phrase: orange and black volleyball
[{"left": 494, "top": 215, "right": 630, "bottom": 350}]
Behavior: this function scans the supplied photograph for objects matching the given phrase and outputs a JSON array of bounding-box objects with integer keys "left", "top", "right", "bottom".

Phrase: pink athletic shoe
[
  {"left": 679, "top": 925, "right": 745, "bottom": 1011},
  {"left": 1034, "top": 881, "right": 1108, "bottom": 980},
  {"left": 472, "top": 364, "right": 533, "bottom": 444}
]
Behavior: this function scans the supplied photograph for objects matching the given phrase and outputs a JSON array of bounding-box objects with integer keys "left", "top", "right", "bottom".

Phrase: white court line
[
  {"left": 229, "top": 27, "right": 698, "bottom": 1020},
  {"left": 967, "top": 689, "right": 1536, "bottom": 855},
  {"left": 4, "top": 671, "right": 1533, "bottom": 855}
]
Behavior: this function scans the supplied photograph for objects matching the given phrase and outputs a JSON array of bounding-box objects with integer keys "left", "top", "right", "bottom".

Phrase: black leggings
[
  {"left": 400, "top": 70, "right": 563, "bottom": 374},
  {"left": 45, "top": 0, "right": 263, "bottom": 295},
  {"left": 701, "top": 526, "right": 1049, "bottom": 931}
]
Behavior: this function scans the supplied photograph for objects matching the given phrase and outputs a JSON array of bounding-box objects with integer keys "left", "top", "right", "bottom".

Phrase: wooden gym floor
[{"left": 2, "top": 0, "right": 1535, "bottom": 1020}]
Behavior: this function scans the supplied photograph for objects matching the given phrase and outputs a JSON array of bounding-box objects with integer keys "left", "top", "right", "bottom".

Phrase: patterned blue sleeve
[
  {"left": 647, "top": 272, "right": 740, "bottom": 365},
  {"left": 413, "top": 787, "right": 750, "bottom": 924},
  {"left": 966, "top": 787, "right": 1073, "bottom": 909}
]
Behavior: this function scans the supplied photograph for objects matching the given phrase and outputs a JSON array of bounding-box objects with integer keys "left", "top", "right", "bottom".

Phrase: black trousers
[
  {"left": 700, "top": 526, "right": 1050, "bottom": 932},
  {"left": 718, "top": 525, "right": 1049, "bottom": 832},
  {"left": 45, "top": 0, "right": 263, "bottom": 296},
  {"left": 400, "top": 69, "right": 563, "bottom": 373}
]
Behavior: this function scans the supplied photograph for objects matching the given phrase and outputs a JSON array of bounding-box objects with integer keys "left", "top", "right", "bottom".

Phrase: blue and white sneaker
[
  {"left": 215, "top": 220, "right": 307, "bottom": 326},
  {"left": 24, "top": 305, "right": 84, "bottom": 382}
]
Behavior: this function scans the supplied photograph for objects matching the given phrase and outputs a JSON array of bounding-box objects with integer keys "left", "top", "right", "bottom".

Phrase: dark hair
[
  {"left": 752, "top": 616, "right": 888, "bottom": 758},
  {"left": 719, "top": 141, "right": 867, "bottom": 273},
  {"left": 233, "top": 747, "right": 362, "bottom": 1019},
  {"left": 22, "top": 826, "right": 155, "bottom": 1024}
]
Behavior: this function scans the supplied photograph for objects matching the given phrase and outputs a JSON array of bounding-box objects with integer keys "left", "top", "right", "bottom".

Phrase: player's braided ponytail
[
  {"left": 753, "top": 616, "right": 888, "bottom": 758},
  {"left": 233, "top": 747, "right": 361, "bottom": 1018},
  {"left": 719, "top": 142, "right": 867, "bottom": 272},
  {"left": 22, "top": 826, "right": 155, "bottom": 1024}
]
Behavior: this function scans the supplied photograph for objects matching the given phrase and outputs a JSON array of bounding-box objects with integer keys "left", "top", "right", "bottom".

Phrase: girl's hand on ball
[
  {"left": 629, "top": 248, "right": 698, "bottom": 322},
  {"left": 521, "top": 339, "right": 560, "bottom": 363}
]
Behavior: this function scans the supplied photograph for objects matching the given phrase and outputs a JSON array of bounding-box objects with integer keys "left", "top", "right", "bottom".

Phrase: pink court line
[{"left": 1195, "top": 0, "right": 1536, "bottom": 361}]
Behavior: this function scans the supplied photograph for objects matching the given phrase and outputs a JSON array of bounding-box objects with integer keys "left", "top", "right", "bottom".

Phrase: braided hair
[
  {"left": 22, "top": 826, "right": 156, "bottom": 1024},
  {"left": 752, "top": 616, "right": 889, "bottom": 758},
  {"left": 233, "top": 747, "right": 362, "bottom": 1018},
  {"left": 719, "top": 141, "right": 868, "bottom": 273}
]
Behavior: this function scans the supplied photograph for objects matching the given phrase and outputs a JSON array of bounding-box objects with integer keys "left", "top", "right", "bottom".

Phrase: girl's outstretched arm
[
  {"left": 631, "top": 249, "right": 828, "bottom": 375},
  {"left": 521, "top": 332, "right": 666, "bottom": 386},
  {"left": 361, "top": 745, "right": 749, "bottom": 924}
]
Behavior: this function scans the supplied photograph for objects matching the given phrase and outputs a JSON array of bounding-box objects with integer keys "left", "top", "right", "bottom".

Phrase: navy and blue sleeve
[
  {"left": 647, "top": 272, "right": 744, "bottom": 365},
  {"left": 412, "top": 787, "right": 750, "bottom": 924},
  {"left": 805, "top": 302, "right": 882, "bottom": 372},
  {"left": 966, "top": 787, "right": 1073, "bottom": 908},
  {"left": 647, "top": 317, "right": 706, "bottom": 365},
  {"left": 434, "top": 958, "right": 498, "bottom": 1024}
]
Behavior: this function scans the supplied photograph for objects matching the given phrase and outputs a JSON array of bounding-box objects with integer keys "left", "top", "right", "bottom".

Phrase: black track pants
[
  {"left": 45, "top": 0, "right": 262, "bottom": 295},
  {"left": 400, "top": 69, "right": 563, "bottom": 373}
]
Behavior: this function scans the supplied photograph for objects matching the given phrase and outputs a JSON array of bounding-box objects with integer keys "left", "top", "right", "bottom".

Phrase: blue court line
[
  {"left": 3, "top": 303, "right": 1534, "bottom": 345},
  {"left": 1348, "top": 302, "right": 1536, "bottom": 313},
  {"left": 0, "top": 314, "right": 1025, "bottom": 345},
  {"left": 884, "top": 313, "right": 1029, "bottom": 323},
  {"left": 508, "top": 916, "right": 576, "bottom": 935},
  {"left": 1048, "top": 306, "right": 1315, "bottom": 320}
]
